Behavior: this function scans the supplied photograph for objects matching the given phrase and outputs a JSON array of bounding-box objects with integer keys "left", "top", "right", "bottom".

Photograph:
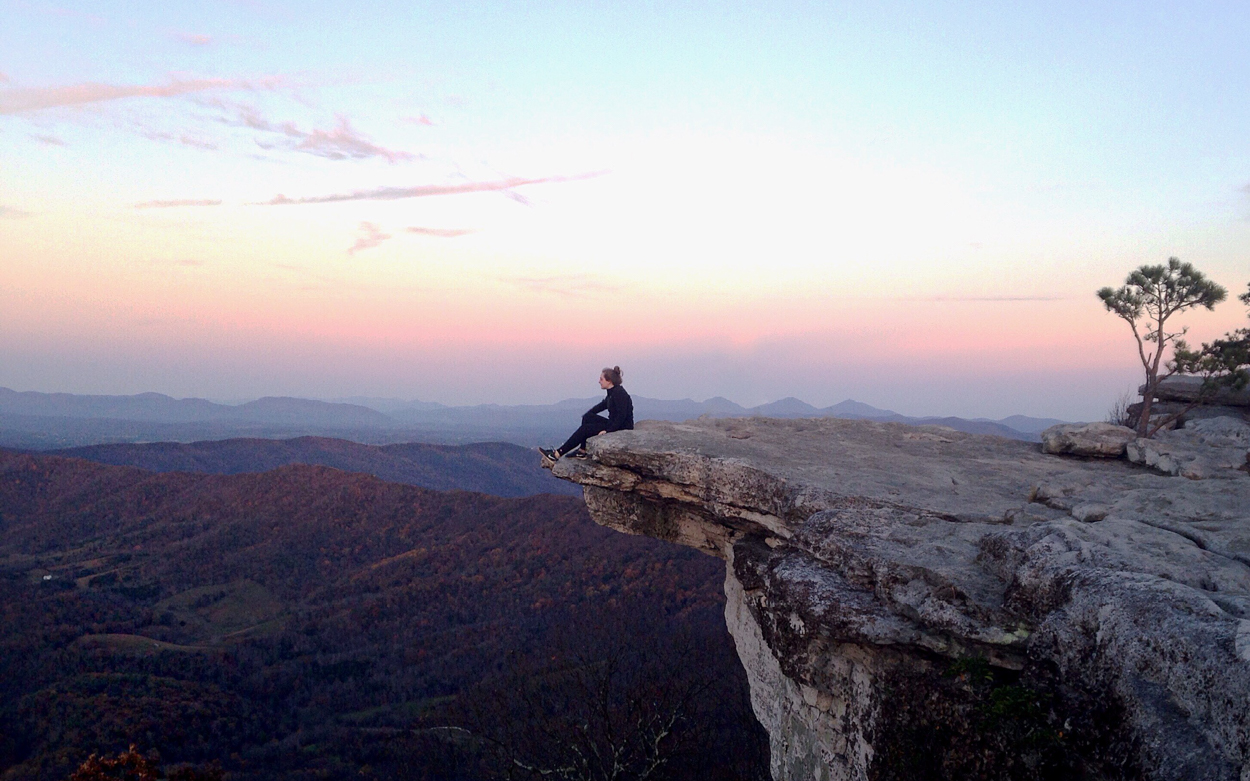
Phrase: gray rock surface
[
  {"left": 1126, "top": 416, "right": 1250, "bottom": 479},
  {"left": 1040, "top": 421, "right": 1136, "bottom": 457},
  {"left": 1147, "top": 375, "right": 1250, "bottom": 407},
  {"left": 550, "top": 417, "right": 1250, "bottom": 780}
]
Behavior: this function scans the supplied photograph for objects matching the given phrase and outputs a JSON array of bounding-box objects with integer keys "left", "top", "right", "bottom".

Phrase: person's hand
[{"left": 598, "top": 430, "right": 607, "bottom": 436}]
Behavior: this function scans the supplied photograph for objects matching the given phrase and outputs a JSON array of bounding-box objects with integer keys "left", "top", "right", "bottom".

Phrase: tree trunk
[{"left": 1137, "top": 378, "right": 1155, "bottom": 437}]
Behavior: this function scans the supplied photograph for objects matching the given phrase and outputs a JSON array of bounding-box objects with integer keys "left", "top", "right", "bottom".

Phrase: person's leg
[{"left": 557, "top": 414, "right": 609, "bottom": 454}]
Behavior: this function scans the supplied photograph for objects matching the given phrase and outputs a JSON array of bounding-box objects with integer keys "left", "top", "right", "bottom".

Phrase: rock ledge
[{"left": 551, "top": 417, "right": 1250, "bottom": 781}]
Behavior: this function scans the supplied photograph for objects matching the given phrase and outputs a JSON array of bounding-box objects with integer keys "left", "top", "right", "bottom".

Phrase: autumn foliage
[
  {"left": 67, "top": 746, "right": 220, "bottom": 781},
  {"left": 0, "top": 449, "right": 768, "bottom": 780}
]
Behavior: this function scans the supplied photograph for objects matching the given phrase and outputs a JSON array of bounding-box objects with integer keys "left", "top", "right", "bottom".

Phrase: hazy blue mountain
[
  {"left": 0, "top": 387, "right": 1069, "bottom": 448},
  {"left": 702, "top": 396, "right": 750, "bottom": 414},
  {"left": 227, "top": 396, "right": 393, "bottom": 427},
  {"left": 0, "top": 387, "right": 223, "bottom": 422},
  {"left": 636, "top": 397, "right": 746, "bottom": 419},
  {"left": 42, "top": 436, "right": 579, "bottom": 497},
  {"left": 890, "top": 416, "right": 1039, "bottom": 440},
  {"left": 750, "top": 397, "right": 821, "bottom": 417},
  {"left": 986, "top": 414, "right": 1069, "bottom": 434},
  {"left": 820, "top": 399, "right": 898, "bottom": 418},
  {"left": 327, "top": 396, "right": 449, "bottom": 413},
  {"left": 0, "top": 388, "right": 396, "bottom": 427}
]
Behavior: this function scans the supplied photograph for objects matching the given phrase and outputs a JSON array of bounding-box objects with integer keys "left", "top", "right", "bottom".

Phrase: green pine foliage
[{"left": 1097, "top": 258, "right": 1227, "bottom": 436}]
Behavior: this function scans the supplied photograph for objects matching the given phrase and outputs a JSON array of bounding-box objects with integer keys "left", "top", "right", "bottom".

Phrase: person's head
[{"left": 600, "top": 366, "right": 622, "bottom": 389}]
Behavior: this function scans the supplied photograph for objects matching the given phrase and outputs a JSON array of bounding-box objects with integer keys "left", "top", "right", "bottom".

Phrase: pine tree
[{"left": 1097, "top": 258, "right": 1226, "bottom": 437}]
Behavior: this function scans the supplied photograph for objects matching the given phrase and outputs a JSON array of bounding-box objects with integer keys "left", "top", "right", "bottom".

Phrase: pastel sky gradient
[{"left": 2, "top": 1, "right": 1248, "bottom": 420}]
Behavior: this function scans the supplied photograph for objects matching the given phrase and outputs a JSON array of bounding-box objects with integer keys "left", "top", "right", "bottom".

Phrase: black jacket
[{"left": 589, "top": 385, "right": 634, "bottom": 432}]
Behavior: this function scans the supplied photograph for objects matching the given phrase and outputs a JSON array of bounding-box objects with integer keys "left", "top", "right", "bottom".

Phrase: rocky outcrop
[
  {"left": 1040, "top": 422, "right": 1136, "bottom": 457},
  {"left": 550, "top": 418, "right": 1250, "bottom": 780},
  {"left": 1125, "top": 416, "right": 1250, "bottom": 479},
  {"left": 1148, "top": 375, "right": 1250, "bottom": 407}
]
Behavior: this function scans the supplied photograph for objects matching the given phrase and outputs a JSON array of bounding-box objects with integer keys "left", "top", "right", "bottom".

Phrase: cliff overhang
[{"left": 551, "top": 417, "right": 1250, "bottom": 781}]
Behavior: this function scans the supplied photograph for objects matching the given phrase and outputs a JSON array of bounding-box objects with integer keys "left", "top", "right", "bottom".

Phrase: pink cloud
[
  {"left": 296, "top": 116, "right": 414, "bottom": 163},
  {"left": 226, "top": 104, "right": 302, "bottom": 136},
  {"left": 0, "top": 76, "right": 278, "bottom": 114},
  {"left": 142, "top": 129, "right": 219, "bottom": 150},
  {"left": 174, "top": 32, "right": 214, "bottom": 46},
  {"left": 258, "top": 171, "right": 605, "bottom": 205},
  {"left": 134, "top": 199, "right": 223, "bottom": 209},
  {"left": 402, "top": 114, "right": 434, "bottom": 126},
  {"left": 406, "top": 227, "right": 475, "bottom": 238},
  {"left": 177, "top": 134, "right": 218, "bottom": 150},
  {"left": 348, "top": 222, "right": 392, "bottom": 254},
  {"left": 501, "top": 274, "right": 621, "bottom": 298},
  {"left": 221, "top": 105, "right": 411, "bottom": 163}
]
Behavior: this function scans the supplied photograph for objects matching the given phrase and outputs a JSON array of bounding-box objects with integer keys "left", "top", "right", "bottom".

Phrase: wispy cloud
[
  {"left": 142, "top": 129, "right": 219, "bottom": 150},
  {"left": 221, "top": 103, "right": 299, "bottom": 135},
  {"left": 0, "top": 206, "right": 31, "bottom": 218},
  {"left": 0, "top": 72, "right": 10, "bottom": 84},
  {"left": 501, "top": 274, "right": 621, "bottom": 298},
  {"left": 31, "top": 133, "right": 66, "bottom": 146},
  {"left": 258, "top": 171, "right": 604, "bottom": 205},
  {"left": 0, "top": 76, "right": 276, "bottom": 114},
  {"left": 134, "top": 199, "right": 223, "bottom": 209},
  {"left": 296, "top": 116, "right": 413, "bottom": 163},
  {"left": 174, "top": 32, "right": 214, "bottom": 46},
  {"left": 401, "top": 114, "right": 434, "bottom": 126},
  {"left": 406, "top": 226, "right": 475, "bottom": 238},
  {"left": 348, "top": 222, "right": 392, "bottom": 254},
  {"left": 220, "top": 104, "right": 411, "bottom": 163}
]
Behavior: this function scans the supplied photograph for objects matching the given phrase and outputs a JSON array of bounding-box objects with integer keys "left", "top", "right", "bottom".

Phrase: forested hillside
[{"left": 0, "top": 452, "right": 767, "bottom": 780}]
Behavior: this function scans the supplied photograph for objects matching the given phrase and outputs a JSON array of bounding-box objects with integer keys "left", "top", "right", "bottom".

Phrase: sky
[{"left": 2, "top": 0, "right": 1248, "bottom": 420}]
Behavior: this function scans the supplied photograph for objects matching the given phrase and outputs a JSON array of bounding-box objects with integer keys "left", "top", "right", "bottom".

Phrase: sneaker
[
  {"left": 567, "top": 448, "right": 589, "bottom": 460},
  {"left": 538, "top": 447, "right": 560, "bottom": 461}
]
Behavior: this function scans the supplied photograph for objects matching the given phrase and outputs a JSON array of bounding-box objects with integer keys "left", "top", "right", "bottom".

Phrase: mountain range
[
  {"left": 0, "top": 386, "right": 1069, "bottom": 450},
  {"left": 42, "top": 436, "right": 580, "bottom": 498}
]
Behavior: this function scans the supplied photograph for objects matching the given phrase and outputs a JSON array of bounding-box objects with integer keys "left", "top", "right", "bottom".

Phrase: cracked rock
[{"left": 552, "top": 417, "right": 1250, "bottom": 781}]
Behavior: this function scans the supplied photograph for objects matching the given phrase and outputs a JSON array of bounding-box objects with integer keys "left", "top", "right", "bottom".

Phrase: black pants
[{"left": 559, "top": 412, "right": 610, "bottom": 454}]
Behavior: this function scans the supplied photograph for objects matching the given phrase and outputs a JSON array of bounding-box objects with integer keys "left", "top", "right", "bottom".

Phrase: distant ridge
[
  {"left": 0, "top": 386, "right": 1071, "bottom": 448},
  {"left": 824, "top": 399, "right": 894, "bottom": 418},
  {"left": 39, "top": 436, "right": 580, "bottom": 498},
  {"left": 0, "top": 386, "right": 388, "bottom": 425}
]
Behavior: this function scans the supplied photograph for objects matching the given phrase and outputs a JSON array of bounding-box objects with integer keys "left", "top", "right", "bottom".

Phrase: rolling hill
[{"left": 0, "top": 451, "right": 766, "bottom": 780}]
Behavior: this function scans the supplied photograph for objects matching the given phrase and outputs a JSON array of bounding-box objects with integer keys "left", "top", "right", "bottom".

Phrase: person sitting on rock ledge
[{"left": 540, "top": 366, "right": 634, "bottom": 463}]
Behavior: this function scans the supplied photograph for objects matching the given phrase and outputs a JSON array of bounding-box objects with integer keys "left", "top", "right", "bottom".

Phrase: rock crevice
[{"left": 551, "top": 417, "right": 1250, "bottom": 781}]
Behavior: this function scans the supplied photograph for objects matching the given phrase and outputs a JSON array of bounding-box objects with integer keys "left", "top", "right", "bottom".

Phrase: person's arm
[{"left": 587, "top": 397, "right": 608, "bottom": 416}]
